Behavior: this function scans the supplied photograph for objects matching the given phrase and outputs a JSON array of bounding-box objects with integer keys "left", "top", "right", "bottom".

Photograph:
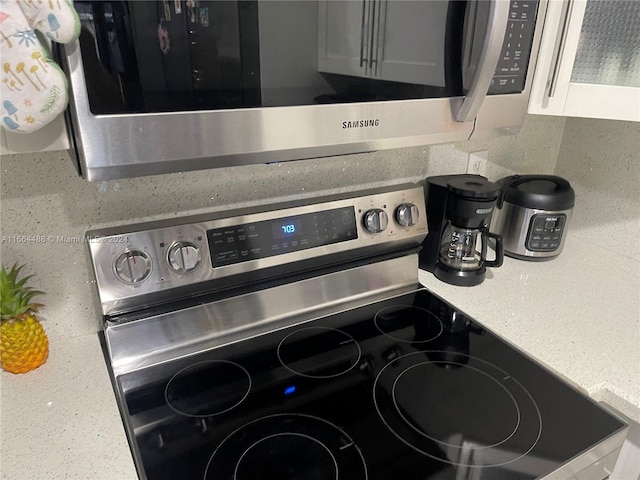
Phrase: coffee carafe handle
[{"left": 483, "top": 231, "right": 504, "bottom": 268}]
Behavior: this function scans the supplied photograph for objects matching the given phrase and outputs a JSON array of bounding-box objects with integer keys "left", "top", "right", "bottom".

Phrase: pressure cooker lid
[{"left": 497, "top": 175, "right": 575, "bottom": 210}]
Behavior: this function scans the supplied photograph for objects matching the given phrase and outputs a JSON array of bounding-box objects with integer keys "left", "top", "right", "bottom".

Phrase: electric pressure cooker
[{"left": 491, "top": 175, "right": 575, "bottom": 261}]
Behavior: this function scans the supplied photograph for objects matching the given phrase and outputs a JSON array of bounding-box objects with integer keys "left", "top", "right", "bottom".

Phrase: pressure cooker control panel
[
  {"left": 526, "top": 214, "right": 566, "bottom": 252},
  {"left": 87, "top": 184, "right": 427, "bottom": 316}
]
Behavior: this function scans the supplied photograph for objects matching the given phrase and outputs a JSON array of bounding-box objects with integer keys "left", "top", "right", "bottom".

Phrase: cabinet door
[
  {"left": 318, "top": 0, "right": 371, "bottom": 78},
  {"left": 529, "top": 0, "right": 640, "bottom": 121},
  {"left": 373, "top": 0, "right": 447, "bottom": 87}
]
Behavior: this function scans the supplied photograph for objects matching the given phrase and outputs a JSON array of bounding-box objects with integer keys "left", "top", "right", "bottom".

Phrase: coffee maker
[{"left": 420, "top": 174, "right": 504, "bottom": 286}]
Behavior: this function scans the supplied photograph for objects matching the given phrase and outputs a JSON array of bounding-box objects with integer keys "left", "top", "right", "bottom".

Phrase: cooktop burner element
[
  {"left": 277, "top": 327, "right": 362, "bottom": 378},
  {"left": 373, "top": 352, "right": 542, "bottom": 467},
  {"left": 204, "top": 414, "right": 367, "bottom": 480},
  {"left": 165, "top": 360, "right": 251, "bottom": 417},
  {"left": 374, "top": 305, "right": 443, "bottom": 343}
]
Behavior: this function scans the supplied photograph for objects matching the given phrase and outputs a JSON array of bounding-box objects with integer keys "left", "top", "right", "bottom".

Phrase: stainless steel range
[{"left": 87, "top": 184, "right": 627, "bottom": 480}]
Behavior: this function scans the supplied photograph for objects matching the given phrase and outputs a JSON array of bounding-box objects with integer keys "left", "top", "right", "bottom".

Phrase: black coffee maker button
[
  {"left": 549, "top": 242, "right": 559, "bottom": 249},
  {"left": 530, "top": 241, "right": 541, "bottom": 249},
  {"left": 541, "top": 242, "right": 550, "bottom": 249}
]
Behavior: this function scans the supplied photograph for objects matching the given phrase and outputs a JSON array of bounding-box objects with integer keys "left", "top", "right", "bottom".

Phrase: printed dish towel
[{"left": 0, "top": 0, "right": 80, "bottom": 134}]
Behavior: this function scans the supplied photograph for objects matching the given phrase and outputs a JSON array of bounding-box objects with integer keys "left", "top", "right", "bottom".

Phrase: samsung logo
[{"left": 342, "top": 119, "right": 380, "bottom": 129}]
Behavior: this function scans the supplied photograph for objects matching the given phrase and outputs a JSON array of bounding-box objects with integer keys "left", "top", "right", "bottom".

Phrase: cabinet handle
[
  {"left": 360, "top": 0, "right": 367, "bottom": 67},
  {"left": 456, "top": 0, "right": 510, "bottom": 122},
  {"left": 546, "top": 0, "right": 574, "bottom": 99},
  {"left": 367, "top": 0, "right": 377, "bottom": 71},
  {"left": 373, "top": 0, "right": 386, "bottom": 76}
]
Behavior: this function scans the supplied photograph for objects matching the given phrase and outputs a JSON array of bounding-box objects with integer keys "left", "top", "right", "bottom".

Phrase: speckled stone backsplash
[{"left": 555, "top": 118, "right": 640, "bottom": 261}]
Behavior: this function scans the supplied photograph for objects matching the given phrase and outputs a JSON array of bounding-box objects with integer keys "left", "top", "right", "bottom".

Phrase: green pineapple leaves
[{"left": 0, "top": 263, "right": 44, "bottom": 321}]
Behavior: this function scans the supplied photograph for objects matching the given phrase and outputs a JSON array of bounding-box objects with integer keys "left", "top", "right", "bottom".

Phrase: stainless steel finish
[
  {"left": 456, "top": 0, "right": 510, "bottom": 122},
  {"left": 472, "top": 0, "right": 549, "bottom": 138},
  {"left": 363, "top": 208, "right": 388, "bottom": 233},
  {"left": 88, "top": 185, "right": 427, "bottom": 316},
  {"left": 539, "top": 428, "right": 627, "bottom": 479},
  {"left": 491, "top": 202, "right": 573, "bottom": 259},
  {"left": 104, "top": 254, "right": 421, "bottom": 377},
  {"left": 114, "top": 250, "right": 152, "bottom": 285},
  {"left": 547, "top": 0, "right": 574, "bottom": 99},
  {"left": 395, "top": 203, "right": 419, "bottom": 227},
  {"left": 62, "top": 0, "right": 547, "bottom": 182},
  {"left": 167, "top": 242, "right": 201, "bottom": 274}
]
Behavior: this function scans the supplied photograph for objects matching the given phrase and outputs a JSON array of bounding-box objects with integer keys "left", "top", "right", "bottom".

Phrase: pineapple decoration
[{"left": 0, "top": 264, "right": 49, "bottom": 374}]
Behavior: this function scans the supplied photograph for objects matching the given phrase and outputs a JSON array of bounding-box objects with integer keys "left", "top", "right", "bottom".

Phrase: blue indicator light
[
  {"left": 281, "top": 224, "right": 296, "bottom": 234},
  {"left": 284, "top": 385, "right": 296, "bottom": 396}
]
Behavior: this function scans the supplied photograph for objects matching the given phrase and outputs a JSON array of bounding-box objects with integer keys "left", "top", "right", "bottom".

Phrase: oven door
[{"left": 61, "top": 0, "right": 542, "bottom": 181}]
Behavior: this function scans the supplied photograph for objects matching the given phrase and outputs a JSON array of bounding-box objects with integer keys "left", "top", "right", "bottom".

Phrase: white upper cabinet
[
  {"left": 317, "top": 0, "right": 447, "bottom": 86},
  {"left": 529, "top": 0, "right": 640, "bottom": 121}
]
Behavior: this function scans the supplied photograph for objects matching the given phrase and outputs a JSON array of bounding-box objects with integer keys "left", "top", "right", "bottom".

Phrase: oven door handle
[{"left": 455, "top": 0, "right": 510, "bottom": 122}]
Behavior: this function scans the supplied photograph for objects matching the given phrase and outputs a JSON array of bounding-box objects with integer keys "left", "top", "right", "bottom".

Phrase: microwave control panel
[{"left": 489, "top": 0, "right": 539, "bottom": 95}]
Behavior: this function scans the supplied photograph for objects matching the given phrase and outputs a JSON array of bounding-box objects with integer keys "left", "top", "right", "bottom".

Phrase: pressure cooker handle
[
  {"left": 483, "top": 231, "right": 504, "bottom": 268},
  {"left": 456, "top": 0, "right": 510, "bottom": 122}
]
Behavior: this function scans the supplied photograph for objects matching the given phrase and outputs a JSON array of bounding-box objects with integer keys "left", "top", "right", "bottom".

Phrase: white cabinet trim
[{"left": 528, "top": 0, "right": 640, "bottom": 122}]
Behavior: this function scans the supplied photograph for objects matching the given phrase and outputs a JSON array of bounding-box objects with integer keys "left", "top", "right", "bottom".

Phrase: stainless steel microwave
[{"left": 60, "top": 0, "right": 547, "bottom": 181}]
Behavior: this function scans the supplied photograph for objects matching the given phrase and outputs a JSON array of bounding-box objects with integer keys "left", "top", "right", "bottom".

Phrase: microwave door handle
[{"left": 455, "top": 0, "right": 510, "bottom": 122}]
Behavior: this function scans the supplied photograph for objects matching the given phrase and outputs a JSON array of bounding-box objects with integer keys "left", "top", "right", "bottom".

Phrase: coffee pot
[{"left": 419, "top": 175, "right": 504, "bottom": 286}]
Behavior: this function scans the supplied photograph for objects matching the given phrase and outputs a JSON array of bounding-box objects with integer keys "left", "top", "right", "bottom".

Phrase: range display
[
  {"left": 117, "top": 289, "right": 626, "bottom": 480},
  {"left": 206, "top": 207, "right": 357, "bottom": 267}
]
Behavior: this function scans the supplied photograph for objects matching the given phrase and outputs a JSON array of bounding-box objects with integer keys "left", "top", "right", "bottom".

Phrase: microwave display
[{"left": 73, "top": 0, "right": 538, "bottom": 115}]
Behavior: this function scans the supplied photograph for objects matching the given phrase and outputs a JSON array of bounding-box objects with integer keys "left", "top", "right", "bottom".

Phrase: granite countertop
[{"left": 1, "top": 234, "right": 638, "bottom": 480}]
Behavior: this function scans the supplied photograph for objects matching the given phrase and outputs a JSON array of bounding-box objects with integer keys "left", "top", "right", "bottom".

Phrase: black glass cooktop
[{"left": 117, "top": 289, "right": 625, "bottom": 480}]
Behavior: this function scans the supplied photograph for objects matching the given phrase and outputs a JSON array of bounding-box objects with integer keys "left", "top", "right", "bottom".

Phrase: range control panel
[
  {"left": 489, "top": 0, "right": 539, "bottom": 95},
  {"left": 87, "top": 184, "right": 427, "bottom": 316},
  {"left": 526, "top": 214, "right": 566, "bottom": 252}
]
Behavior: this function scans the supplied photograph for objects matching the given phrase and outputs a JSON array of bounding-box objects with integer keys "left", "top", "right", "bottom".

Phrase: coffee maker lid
[{"left": 447, "top": 175, "right": 500, "bottom": 200}]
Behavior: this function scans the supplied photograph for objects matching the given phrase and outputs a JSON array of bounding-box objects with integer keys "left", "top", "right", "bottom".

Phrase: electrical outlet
[{"left": 466, "top": 151, "right": 488, "bottom": 177}]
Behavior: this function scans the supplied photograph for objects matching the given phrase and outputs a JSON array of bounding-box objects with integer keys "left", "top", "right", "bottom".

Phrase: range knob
[
  {"left": 395, "top": 203, "right": 420, "bottom": 227},
  {"left": 114, "top": 250, "right": 152, "bottom": 284},
  {"left": 363, "top": 209, "right": 388, "bottom": 233},
  {"left": 167, "top": 242, "right": 201, "bottom": 274}
]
